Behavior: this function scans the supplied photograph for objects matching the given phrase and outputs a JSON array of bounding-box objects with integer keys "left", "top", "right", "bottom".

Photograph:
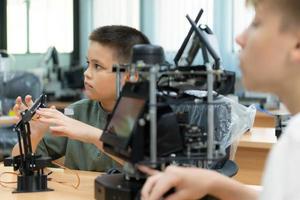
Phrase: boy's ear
[{"left": 291, "top": 41, "right": 300, "bottom": 64}]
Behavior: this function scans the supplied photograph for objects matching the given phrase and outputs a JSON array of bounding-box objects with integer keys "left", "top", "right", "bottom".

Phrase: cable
[
  {"left": 48, "top": 160, "right": 80, "bottom": 189},
  {"left": 41, "top": 137, "right": 80, "bottom": 189},
  {"left": 0, "top": 162, "right": 80, "bottom": 190},
  {"left": 0, "top": 171, "right": 18, "bottom": 189}
]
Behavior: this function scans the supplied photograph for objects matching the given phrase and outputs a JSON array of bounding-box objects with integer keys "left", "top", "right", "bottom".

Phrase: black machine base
[
  {"left": 4, "top": 155, "right": 53, "bottom": 193},
  {"left": 13, "top": 174, "right": 53, "bottom": 193},
  {"left": 95, "top": 174, "right": 219, "bottom": 200},
  {"left": 95, "top": 174, "right": 144, "bottom": 200}
]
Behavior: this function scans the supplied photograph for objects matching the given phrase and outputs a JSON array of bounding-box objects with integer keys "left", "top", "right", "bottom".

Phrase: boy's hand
[
  {"left": 140, "top": 165, "right": 217, "bottom": 200},
  {"left": 13, "top": 95, "right": 49, "bottom": 139},
  {"left": 138, "top": 165, "right": 160, "bottom": 176},
  {"left": 36, "top": 108, "right": 102, "bottom": 144}
]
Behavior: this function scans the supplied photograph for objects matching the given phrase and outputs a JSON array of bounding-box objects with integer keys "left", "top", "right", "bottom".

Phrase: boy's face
[
  {"left": 236, "top": 3, "right": 297, "bottom": 94},
  {"left": 84, "top": 41, "right": 118, "bottom": 108}
]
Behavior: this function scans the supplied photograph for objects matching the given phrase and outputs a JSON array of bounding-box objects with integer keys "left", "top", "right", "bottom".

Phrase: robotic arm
[{"left": 4, "top": 94, "right": 53, "bottom": 193}]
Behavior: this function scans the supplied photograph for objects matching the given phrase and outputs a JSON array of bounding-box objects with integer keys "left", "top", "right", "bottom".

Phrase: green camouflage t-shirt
[{"left": 35, "top": 99, "right": 118, "bottom": 172}]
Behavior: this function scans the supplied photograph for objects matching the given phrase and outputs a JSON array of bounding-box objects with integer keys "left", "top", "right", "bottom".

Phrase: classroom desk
[
  {"left": 234, "top": 127, "right": 277, "bottom": 185},
  {"left": 234, "top": 108, "right": 289, "bottom": 185},
  {"left": 0, "top": 109, "right": 278, "bottom": 187},
  {"left": 0, "top": 162, "right": 261, "bottom": 200},
  {"left": 0, "top": 163, "right": 101, "bottom": 200},
  {"left": 254, "top": 112, "right": 275, "bottom": 127},
  {"left": 254, "top": 106, "right": 290, "bottom": 128}
]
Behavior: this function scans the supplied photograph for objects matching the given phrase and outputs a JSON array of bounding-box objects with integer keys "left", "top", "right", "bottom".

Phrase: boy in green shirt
[{"left": 12, "top": 25, "right": 150, "bottom": 172}]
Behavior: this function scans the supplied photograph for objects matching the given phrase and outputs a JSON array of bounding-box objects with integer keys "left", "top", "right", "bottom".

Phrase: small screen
[{"left": 106, "top": 97, "right": 145, "bottom": 139}]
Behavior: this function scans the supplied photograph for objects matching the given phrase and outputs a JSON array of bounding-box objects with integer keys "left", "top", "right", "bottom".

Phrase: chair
[{"left": 0, "top": 71, "right": 42, "bottom": 114}]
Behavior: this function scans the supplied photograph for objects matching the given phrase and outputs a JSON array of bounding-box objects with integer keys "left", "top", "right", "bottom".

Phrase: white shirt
[{"left": 260, "top": 113, "right": 300, "bottom": 200}]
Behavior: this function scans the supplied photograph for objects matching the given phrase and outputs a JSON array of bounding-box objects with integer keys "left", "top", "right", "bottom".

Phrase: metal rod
[
  {"left": 115, "top": 64, "right": 121, "bottom": 99},
  {"left": 26, "top": 0, "right": 30, "bottom": 53},
  {"left": 206, "top": 63, "right": 214, "bottom": 162},
  {"left": 149, "top": 65, "right": 157, "bottom": 164}
]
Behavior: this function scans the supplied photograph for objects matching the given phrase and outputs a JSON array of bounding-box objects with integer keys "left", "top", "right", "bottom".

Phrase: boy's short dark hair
[
  {"left": 89, "top": 25, "right": 150, "bottom": 63},
  {"left": 247, "top": 0, "right": 300, "bottom": 28}
]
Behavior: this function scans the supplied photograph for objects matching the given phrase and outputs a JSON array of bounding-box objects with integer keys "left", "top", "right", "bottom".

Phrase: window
[
  {"left": 7, "top": 0, "right": 27, "bottom": 54},
  {"left": 153, "top": 0, "right": 214, "bottom": 52},
  {"left": 232, "top": 0, "right": 254, "bottom": 52},
  {"left": 7, "top": 0, "right": 74, "bottom": 54},
  {"left": 92, "top": 0, "right": 140, "bottom": 30}
]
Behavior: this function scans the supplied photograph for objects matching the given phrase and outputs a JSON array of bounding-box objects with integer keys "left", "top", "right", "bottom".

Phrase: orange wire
[
  {"left": 49, "top": 160, "right": 80, "bottom": 189},
  {"left": 0, "top": 161, "right": 80, "bottom": 189},
  {"left": 0, "top": 171, "right": 18, "bottom": 189},
  {"left": 0, "top": 162, "right": 80, "bottom": 190}
]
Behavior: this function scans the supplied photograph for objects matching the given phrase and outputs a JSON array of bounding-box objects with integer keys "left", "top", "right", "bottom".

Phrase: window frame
[
  {"left": 3, "top": 0, "right": 78, "bottom": 60},
  {"left": 0, "top": 0, "right": 7, "bottom": 50}
]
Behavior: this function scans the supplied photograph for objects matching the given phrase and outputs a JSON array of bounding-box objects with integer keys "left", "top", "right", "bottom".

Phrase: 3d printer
[{"left": 95, "top": 9, "right": 239, "bottom": 200}]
